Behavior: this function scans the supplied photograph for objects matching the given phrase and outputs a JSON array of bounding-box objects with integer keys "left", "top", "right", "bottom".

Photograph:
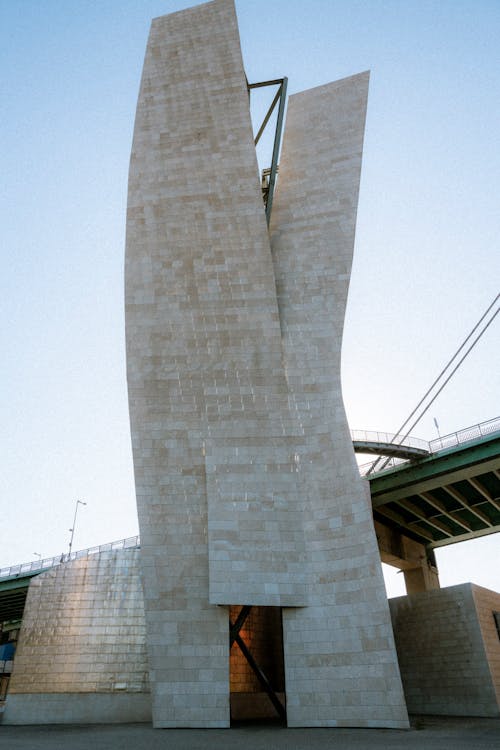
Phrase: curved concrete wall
[
  {"left": 268, "top": 74, "right": 408, "bottom": 728},
  {"left": 125, "top": 0, "right": 408, "bottom": 728}
]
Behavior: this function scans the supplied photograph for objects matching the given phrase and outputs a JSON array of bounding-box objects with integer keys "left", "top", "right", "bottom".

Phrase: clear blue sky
[{"left": 1, "top": 0, "right": 499, "bottom": 596}]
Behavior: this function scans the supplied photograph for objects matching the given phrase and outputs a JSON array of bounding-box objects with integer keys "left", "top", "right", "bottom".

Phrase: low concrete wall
[
  {"left": 389, "top": 583, "right": 500, "bottom": 717},
  {"left": 3, "top": 549, "right": 150, "bottom": 725},
  {"left": 3, "top": 693, "right": 151, "bottom": 724},
  {"left": 471, "top": 585, "right": 500, "bottom": 709}
]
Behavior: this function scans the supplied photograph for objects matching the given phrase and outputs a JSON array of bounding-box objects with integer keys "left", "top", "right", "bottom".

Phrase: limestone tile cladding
[
  {"left": 3, "top": 550, "right": 150, "bottom": 725},
  {"left": 390, "top": 583, "right": 500, "bottom": 717},
  {"left": 125, "top": 0, "right": 408, "bottom": 728},
  {"left": 268, "top": 75, "right": 408, "bottom": 729},
  {"left": 126, "top": 0, "right": 275, "bottom": 726}
]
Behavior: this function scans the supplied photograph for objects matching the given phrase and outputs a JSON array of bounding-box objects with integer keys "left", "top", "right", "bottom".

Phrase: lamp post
[
  {"left": 68, "top": 500, "right": 86, "bottom": 559},
  {"left": 433, "top": 417, "right": 442, "bottom": 449}
]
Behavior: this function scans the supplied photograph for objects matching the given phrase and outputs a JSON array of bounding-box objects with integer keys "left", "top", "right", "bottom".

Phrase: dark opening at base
[{"left": 229, "top": 605, "right": 286, "bottom": 724}]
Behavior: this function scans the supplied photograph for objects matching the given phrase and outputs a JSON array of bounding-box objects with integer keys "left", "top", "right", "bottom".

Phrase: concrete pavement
[{"left": 1, "top": 717, "right": 500, "bottom": 750}]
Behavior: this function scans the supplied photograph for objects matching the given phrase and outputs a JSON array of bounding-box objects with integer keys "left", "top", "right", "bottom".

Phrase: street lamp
[{"left": 68, "top": 500, "right": 87, "bottom": 559}]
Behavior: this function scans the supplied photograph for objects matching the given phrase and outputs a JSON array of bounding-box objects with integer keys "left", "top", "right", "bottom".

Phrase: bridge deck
[
  {"left": 352, "top": 440, "right": 429, "bottom": 459},
  {"left": 368, "top": 432, "right": 500, "bottom": 549}
]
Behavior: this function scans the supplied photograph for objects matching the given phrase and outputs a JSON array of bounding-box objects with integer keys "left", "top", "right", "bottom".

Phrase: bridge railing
[
  {"left": 358, "top": 416, "right": 500, "bottom": 477},
  {"left": 0, "top": 535, "right": 140, "bottom": 582},
  {"left": 358, "top": 457, "right": 407, "bottom": 476},
  {"left": 351, "top": 429, "right": 429, "bottom": 452},
  {"left": 428, "top": 416, "right": 500, "bottom": 453}
]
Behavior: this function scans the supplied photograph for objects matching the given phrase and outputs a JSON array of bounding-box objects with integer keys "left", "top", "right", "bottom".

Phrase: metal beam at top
[
  {"left": 248, "top": 79, "right": 285, "bottom": 89},
  {"left": 247, "top": 77, "right": 288, "bottom": 225}
]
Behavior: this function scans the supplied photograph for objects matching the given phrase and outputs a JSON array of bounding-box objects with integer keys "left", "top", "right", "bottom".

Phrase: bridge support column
[
  {"left": 375, "top": 520, "right": 440, "bottom": 594},
  {"left": 403, "top": 557, "right": 440, "bottom": 594}
]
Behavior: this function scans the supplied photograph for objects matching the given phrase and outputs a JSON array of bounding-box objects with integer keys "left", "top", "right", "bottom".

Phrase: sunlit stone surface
[
  {"left": 4, "top": 550, "right": 150, "bottom": 724},
  {"left": 269, "top": 76, "right": 408, "bottom": 726},
  {"left": 125, "top": 0, "right": 408, "bottom": 728},
  {"left": 390, "top": 583, "right": 500, "bottom": 717}
]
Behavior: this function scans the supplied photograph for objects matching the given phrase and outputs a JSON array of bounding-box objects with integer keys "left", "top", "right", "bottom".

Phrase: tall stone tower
[{"left": 125, "top": 0, "right": 408, "bottom": 728}]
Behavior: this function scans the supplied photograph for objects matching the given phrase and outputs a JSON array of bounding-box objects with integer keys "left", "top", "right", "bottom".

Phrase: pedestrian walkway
[{"left": 1, "top": 717, "right": 500, "bottom": 750}]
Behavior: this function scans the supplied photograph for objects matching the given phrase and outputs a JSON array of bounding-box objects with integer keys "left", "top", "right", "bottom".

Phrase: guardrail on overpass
[
  {"left": 357, "top": 416, "right": 500, "bottom": 475},
  {"left": 351, "top": 429, "right": 429, "bottom": 453},
  {"left": 0, "top": 535, "right": 140, "bottom": 583}
]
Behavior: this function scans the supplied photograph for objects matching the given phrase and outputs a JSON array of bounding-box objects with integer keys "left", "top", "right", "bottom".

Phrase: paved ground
[{"left": 1, "top": 717, "right": 500, "bottom": 750}]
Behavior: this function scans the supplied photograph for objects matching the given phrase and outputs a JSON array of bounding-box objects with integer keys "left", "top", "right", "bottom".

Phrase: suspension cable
[{"left": 367, "top": 292, "right": 499, "bottom": 475}]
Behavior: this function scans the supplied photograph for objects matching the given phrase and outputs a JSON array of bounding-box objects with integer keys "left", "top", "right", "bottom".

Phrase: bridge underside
[
  {"left": 369, "top": 433, "right": 500, "bottom": 549},
  {"left": 353, "top": 440, "right": 429, "bottom": 460},
  {"left": 368, "top": 433, "right": 500, "bottom": 592},
  {"left": 0, "top": 580, "right": 29, "bottom": 623}
]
